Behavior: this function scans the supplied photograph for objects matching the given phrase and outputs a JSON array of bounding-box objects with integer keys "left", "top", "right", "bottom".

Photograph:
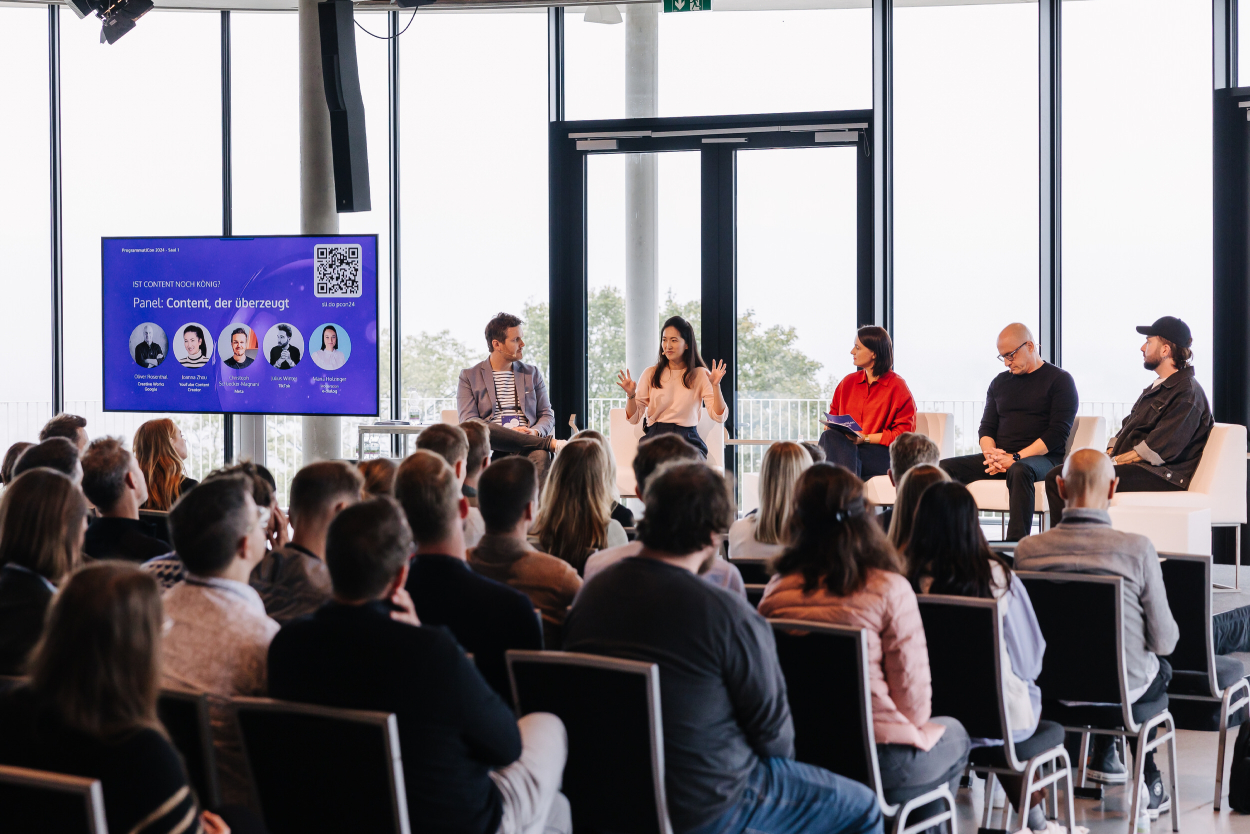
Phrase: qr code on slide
[{"left": 314, "top": 245, "right": 363, "bottom": 298}]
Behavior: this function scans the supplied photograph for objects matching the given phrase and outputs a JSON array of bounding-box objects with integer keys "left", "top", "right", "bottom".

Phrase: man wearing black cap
[{"left": 1044, "top": 316, "right": 1214, "bottom": 522}]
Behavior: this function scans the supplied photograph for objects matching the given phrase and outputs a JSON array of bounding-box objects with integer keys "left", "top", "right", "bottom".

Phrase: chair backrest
[
  {"left": 1017, "top": 571, "right": 1134, "bottom": 727},
  {"left": 768, "top": 621, "right": 882, "bottom": 795},
  {"left": 740, "top": 472, "right": 761, "bottom": 515},
  {"left": 914, "top": 412, "right": 955, "bottom": 459},
  {"left": 916, "top": 596, "right": 1018, "bottom": 764},
  {"left": 158, "top": 688, "right": 221, "bottom": 810},
  {"left": 0, "top": 765, "right": 106, "bottom": 834},
  {"left": 728, "top": 558, "right": 770, "bottom": 586},
  {"left": 440, "top": 409, "right": 458, "bottom": 426},
  {"left": 507, "top": 650, "right": 672, "bottom": 834},
  {"left": 1158, "top": 553, "right": 1218, "bottom": 695},
  {"left": 696, "top": 410, "right": 726, "bottom": 470},
  {"left": 1066, "top": 415, "right": 1107, "bottom": 458},
  {"left": 234, "top": 697, "right": 409, "bottom": 834},
  {"left": 609, "top": 408, "right": 644, "bottom": 498},
  {"left": 1189, "top": 423, "right": 1248, "bottom": 522},
  {"left": 138, "top": 508, "right": 171, "bottom": 543}
]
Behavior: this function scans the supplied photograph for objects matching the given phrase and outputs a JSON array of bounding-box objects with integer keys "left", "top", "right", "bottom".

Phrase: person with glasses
[
  {"left": 1043, "top": 316, "right": 1213, "bottom": 523},
  {"left": 939, "top": 323, "right": 1078, "bottom": 541}
]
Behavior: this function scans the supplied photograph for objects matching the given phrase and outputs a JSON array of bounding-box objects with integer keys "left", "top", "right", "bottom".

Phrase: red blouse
[{"left": 828, "top": 370, "right": 917, "bottom": 447}]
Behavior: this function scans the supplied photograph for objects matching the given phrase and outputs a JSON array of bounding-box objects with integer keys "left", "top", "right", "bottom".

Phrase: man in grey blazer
[{"left": 458, "top": 313, "right": 561, "bottom": 480}]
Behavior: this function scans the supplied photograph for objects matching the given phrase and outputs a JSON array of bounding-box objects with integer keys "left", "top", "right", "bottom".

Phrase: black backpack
[{"left": 1230, "top": 719, "right": 1250, "bottom": 812}]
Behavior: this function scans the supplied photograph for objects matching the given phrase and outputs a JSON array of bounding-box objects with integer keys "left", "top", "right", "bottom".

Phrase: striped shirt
[
  {"left": 492, "top": 371, "right": 529, "bottom": 428},
  {"left": 179, "top": 353, "right": 209, "bottom": 369}
]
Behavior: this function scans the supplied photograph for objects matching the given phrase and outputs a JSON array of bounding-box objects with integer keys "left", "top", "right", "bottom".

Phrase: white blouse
[{"left": 628, "top": 365, "right": 727, "bottom": 428}]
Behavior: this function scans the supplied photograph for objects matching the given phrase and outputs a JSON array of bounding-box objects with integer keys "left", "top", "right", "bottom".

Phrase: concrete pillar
[
  {"left": 624, "top": 3, "right": 660, "bottom": 381},
  {"left": 299, "top": 0, "right": 342, "bottom": 463}
]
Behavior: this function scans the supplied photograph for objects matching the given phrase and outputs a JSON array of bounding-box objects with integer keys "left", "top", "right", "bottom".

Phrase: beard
[{"left": 1143, "top": 357, "right": 1160, "bottom": 371}]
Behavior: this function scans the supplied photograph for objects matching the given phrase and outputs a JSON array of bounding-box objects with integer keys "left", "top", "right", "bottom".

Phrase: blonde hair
[
  {"left": 133, "top": 419, "right": 185, "bottom": 511},
  {"left": 532, "top": 438, "right": 612, "bottom": 572},
  {"left": 575, "top": 429, "right": 622, "bottom": 503},
  {"left": 888, "top": 464, "right": 951, "bottom": 550},
  {"left": 754, "top": 441, "right": 811, "bottom": 545}
]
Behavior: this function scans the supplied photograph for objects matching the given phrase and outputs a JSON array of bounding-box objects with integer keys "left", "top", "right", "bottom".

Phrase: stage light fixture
[{"left": 67, "top": 0, "right": 154, "bottom": 45}]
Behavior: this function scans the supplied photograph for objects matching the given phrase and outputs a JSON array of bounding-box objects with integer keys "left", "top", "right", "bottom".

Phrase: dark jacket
[
  {"left": 249, "top": 543, "right": 333, "bottom": 625},
  {"left": 0, "top": 565, "right": 55, "bottom": 676},
  {"left": 269, "top": 343, "right": 301, "bottom": 369},
  {"left": 1110, "top": 366, "right": 1214, "bottom": 488},
  {"left": 268, "top": 601, "right": 520, "bottom": 834},
  {"left": 83, "top": 517, "right": 170, "bottom": 563},
  {"left": 134, "top": 341, "right": 164, "bottom": 367},
  {"left": 224, "top": 355, "right": 254, "bottom": 369},
  {"left": 405, "top": 554, "right": 543, "bottom": 704}
]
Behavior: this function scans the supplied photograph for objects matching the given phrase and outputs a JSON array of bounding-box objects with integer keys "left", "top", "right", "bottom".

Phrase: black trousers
[
  {"left": 940, "top": 453, "right": 1059, "bottom": 541},
  {"left": 819, "top": 429, "right": 892, "bottom": 480},
  {"left": 1067, "top": 659, "right": 1172, "bottom": 777},
  {"left": 1045, "top": 463, "right": 1186, "bottom": 525}
]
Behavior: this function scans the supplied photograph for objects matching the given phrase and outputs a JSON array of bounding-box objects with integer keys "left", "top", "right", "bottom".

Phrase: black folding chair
[
  {"left": 507, "top": 649, "right": 672, "bottom": 834},
  {"left": 917, "top": 595, "right": 1075, "bottom": 833},
  {"left": 138, "top": 508, "right": 171, "bottom": 543},
  {"left": 0, "top": 764, "right": 106, "bottom": 834},
  {"left": 744, "top": 584, "right": 767, "bottom": 608},
  {"left": 769, "top": 620, "right": 955, "bottom": 834},
  {"left": 1158, "top": 552, "right": 1250, "bottom": 809},
  {"left": 1018, "top": 571, "right": 1179, "bottom": 832},
  {"left": 234, "top": 697, "right": 410, "bottom": 834},
  {"left": 728, "top": 557, "right": 770, "bottom": 586},
  {"left": 158, "top": 688, "right": 221, "bottom": 810}
]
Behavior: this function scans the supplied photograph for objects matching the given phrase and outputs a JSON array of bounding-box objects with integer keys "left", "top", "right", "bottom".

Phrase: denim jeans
[{"left": 683, "top": 757, "right": 883, "bottom": 834}]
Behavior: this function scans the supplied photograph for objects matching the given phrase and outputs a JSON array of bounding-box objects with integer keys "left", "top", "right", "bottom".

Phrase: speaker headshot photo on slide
[
  {"left": 175, "top": 323, "right": 214, "bottom": 370},
  {"left": 264, "top": 323, "right": 304, "bottom": 370},
  {"left": 130, "top": 323, "right": 167, "bottom": 370},
  {"left": 311, "top": 323, "right": 351, "bottom": 371},
  {"left": 219, "top": 324, "right": 258, "bottom": 370}
]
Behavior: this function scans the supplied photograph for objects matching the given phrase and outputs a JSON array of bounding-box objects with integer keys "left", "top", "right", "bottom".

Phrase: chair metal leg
[
  {"left": 1060, "top": 749, "right": 1077, "bottom": 834},
  {"left": 1217, "top": 679, "right": 1250, "bottom": 810},
  {"left": 1077, "top": 732, "right": 1090, "bottom": 788},
  {"left": 1129, "top": 731, "right": 1148, "bottom": 832},
  {"left": 1215, "top": 524, "right": 1242, "bottom": 592},
  {"left": 981, "top": 771, "right": 996, "bottom": 829},
  {"left": 1165, "top": 715, "right": 1180, "bottom": 832}
]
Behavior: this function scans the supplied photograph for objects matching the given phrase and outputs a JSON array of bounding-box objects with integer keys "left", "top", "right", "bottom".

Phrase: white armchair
[
  {"left": 862, "top": 412, "right": 956, "bottom": 507},
  {"left": 608, "top": 407, "right": 727, "bottom": 499}
]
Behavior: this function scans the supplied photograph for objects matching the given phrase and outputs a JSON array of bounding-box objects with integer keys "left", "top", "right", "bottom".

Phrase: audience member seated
[
  {"left": 162, "top": 476, "right": 279, "bottom": 809},
  {"left": 0, "top": 563, "right": 227, "bottom": 834},
  {"left": 728, "top": 441, "right": 810, "bottom": 561},
  {"left": 469, "top": 457, "right": 582, "bottom": 647},
  {"left": 0, "top": 469, "right": 87, "bottom": 676},
  {"left": 530, "top": 438, "right": 628, "bottom": 575},
  {"left": 81, "top": 437, "right": 170, "bottom": 563},
  {"left": 565, "top": 463, "right": 881, "bottom": 834},
  {"left": 819, "top": 326, "right": 917, "bottom": 480},
  {"left": 801, "top": 441, "right": 825, "bottom": 464},
  {"left": 908, "top": 482, "right": 1051, "bottom": 833},
  {"left": 251, "top": 460, "right": 362, "bottom": 625},
  {"left": 583, "top": 434, "right": 745, "bottom": 596},
  {"left": 13, "top": 437, "right": 82, "bottom": 485},
  {"left": 876, "top": 431, "right": 941, "bottom": 531},
  {"left": 460, "top": 419, "right": 493, "bottom": 507},
  {"left": 886, "top": 464, "right": 949, "bottom": 550},
  {"left": 757, "top": 464, "right": 970, "bottom": 810},
  {"left": 1, "top": 441, "right": 33, "bottom": 486},
  {"left": 357, "top": 456, "right": 398, "bottom": 499},
  {"left": 1045, "top": 317, "right": 1213, "bottom": 521},
  {"left": 134, "top": 418, "right": 199, "bottom": 511},
  {"left": 575, "top": 429, "right": 635, "bottom": 528},
  {"left": 142, "top": 461, "right": 285, "bottom": 591},
  {"left": 418, "top": 423, "right": 487, "bottom": 549},
  {"left": 39, "top": 412, "right": 89, "bottom": 452},
  {"left": 1015, "top": 449, "right": 1179, "bottom": 816},
  {"left": 395, "top": 450, "right": 542, "bottom": 702},
  {"left": 269, "top": 498, "right": 571, "bottom": 834}
]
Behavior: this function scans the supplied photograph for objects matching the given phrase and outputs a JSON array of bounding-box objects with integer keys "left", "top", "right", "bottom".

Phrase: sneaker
[
  {"left": 1085, "top": 738, "right": 1127, "bottom": 784},
  {"left": 1145, "top": 771, "right": 1170, "bottom": 821}
]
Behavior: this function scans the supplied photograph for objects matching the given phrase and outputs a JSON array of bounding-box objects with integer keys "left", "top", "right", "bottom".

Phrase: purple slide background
[{"left": 102, "top": 236, "right": 379, "bottom": 416}]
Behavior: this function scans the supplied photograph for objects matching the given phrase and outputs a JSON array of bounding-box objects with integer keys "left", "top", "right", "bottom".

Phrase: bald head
[
  {"left": 1057, "top": 448, "right": 1118, "bottom": 509},
  {"left": 997, "top": 322, "right": 1042, "bottom": 375}
]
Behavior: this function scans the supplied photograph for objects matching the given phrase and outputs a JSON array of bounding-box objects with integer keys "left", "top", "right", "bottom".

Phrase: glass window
[
  {"left": 0, "top": 6, "right": 53, "bottom": 452},
  {"left": 60, "top": 11, "right": 224, "bottom": 478},
  {"left": 399, "top": 11, "right": 549, "bottom": 425},
  {"left": 565, "top": 3, "right": 871, "bottom": 121},
  {"left": 1062, "top": 0, "right": 1212, "bottom": 433},
  {"left": 893, "top": 1, "right": 1040, "bottom": 455}
]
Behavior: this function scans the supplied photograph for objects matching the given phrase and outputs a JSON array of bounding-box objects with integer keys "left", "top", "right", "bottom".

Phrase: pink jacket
[{"left": 758, "top": 568, "right": 946, "bottom": 751}]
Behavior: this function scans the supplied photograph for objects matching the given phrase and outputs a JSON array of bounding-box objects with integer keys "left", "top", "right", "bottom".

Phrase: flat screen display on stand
[{"left": 102, "top": 235, "right": 379, "bottom": 416}]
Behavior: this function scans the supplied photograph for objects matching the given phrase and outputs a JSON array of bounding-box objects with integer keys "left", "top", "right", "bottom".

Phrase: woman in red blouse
[{"left": 819, "top": 326, "right": 917, "bottom": 480}]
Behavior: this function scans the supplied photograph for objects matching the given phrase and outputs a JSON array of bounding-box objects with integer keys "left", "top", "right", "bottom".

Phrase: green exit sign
[{"left": 664, "top": 0, "right": 710, "bottom": 11}]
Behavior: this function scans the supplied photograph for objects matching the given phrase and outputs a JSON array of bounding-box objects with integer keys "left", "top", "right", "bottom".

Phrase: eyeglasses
[{"left": 996, "top": 341, "right": 1031, "bottom": 363}]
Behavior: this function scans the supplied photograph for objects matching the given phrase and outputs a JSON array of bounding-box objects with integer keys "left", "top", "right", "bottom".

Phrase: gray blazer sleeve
[
  {"left": 530, "top": 366, "right": 556, "bottom": 436},
  {"left": 458, "top": 368, "right": 483, "bottom": 423},
  {"left": 1139, "top": 540, "right": 1180, "bottom": 657}
]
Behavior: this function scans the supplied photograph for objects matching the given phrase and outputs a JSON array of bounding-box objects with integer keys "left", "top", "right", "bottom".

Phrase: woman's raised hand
[
  {"left": 616, "top": 369, "right": 637, "bottom": 398},
  {"left": 708, "top": 359, "right": 728, "bottom": 386}
]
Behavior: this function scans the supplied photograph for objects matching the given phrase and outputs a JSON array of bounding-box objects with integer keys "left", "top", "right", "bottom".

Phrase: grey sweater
[{"left": 1015, "top": 508, "right": 1179, "bottom": 700}]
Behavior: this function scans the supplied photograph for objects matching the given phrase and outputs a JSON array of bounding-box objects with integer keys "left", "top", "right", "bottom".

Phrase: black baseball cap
[{"left": 1136, "top": 316, "right": 1192, "bottom": 347}]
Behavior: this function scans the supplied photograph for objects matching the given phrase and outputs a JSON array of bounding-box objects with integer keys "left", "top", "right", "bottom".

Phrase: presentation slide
[{"left": 102, "top": 235, "right": 379, "bottom": 416}]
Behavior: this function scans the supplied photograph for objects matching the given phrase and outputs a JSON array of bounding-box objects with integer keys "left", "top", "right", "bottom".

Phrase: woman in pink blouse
[{"left": 616, "top": 316, "right": 728, "bottom": 459}]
